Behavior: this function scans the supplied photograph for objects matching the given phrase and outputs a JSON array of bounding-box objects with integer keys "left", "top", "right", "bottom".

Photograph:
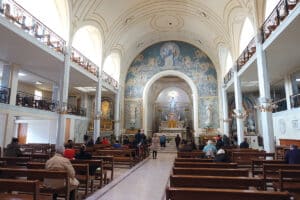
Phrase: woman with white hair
[
  {"left": 202, "top": 140, "right": 217, "bottom": 158},
  {"left": 214, "top": 148, "right": 229, "bottom": 162}
]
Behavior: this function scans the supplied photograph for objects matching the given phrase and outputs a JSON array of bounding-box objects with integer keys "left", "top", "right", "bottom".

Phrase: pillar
[
  {"left": 9, "top": 64, "right": 20, "bottom": 105},
  {"left": 256, "top": 34, "right": 275, "bottom": 153},
  {"left": 221, "top": 85, "right": 230, "bottom": 136},
  {"left": 233, "top": 64, "right": 244, "bottom": 145},
  {"left": 56, "top": 46, "right": 71, "bottom": 149},
  {"left": 93, "top": 71, "right": 102, "bottom": 143},
  {"left": 284, "top": 75, "right": 293, "bottom": 110},
  {"left": 114, "top": 89, "right": 120, "bottom": 141}
]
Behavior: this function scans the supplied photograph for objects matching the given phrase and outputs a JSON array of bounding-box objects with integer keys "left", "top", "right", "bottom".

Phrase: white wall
[
  {"left": 0, "top": 113, "right": 7, "bottom": 148},
  {"left": 273, "top": 108, "right": 300, "bottom": 145}
]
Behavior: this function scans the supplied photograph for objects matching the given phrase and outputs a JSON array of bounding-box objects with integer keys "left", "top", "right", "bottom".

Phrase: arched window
[
  {"left": 15, "top": 0, "right": 69, "bottom": 40},
  {"left": 103, "top": 53, "right": 120, "bottom": 82},
  {"left": 72, "top": 26, "right": 102, "bottom": 66},
  {"left": 225, "top": 52, "right": 233, "bottom": 73},
  {"left": 265, "top": 0, "right": 280, "bottom": 19},
  {"left": 239, "top": 17, "right": 255, "bottom": 54}
]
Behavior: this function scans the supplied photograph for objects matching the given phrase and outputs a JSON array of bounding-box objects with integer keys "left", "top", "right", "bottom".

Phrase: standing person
[
  {"left": 44, "top": 146, "right": 79, "bottom": 200},
  {"left": 134, "top": 129, "right": 142, "bottom": 147},
  {"left": 151, "top": 133, "right": 160, "bottom": 159},
  {"left": 160, "top": 135, "right": 166, "bottom": 148},
  {"left": 240, "top": 138, "right": 249, "bottom": 148},
  {"left": 222, "top": 134, "right": 230, "bottom": 147},
  {"left": 175, "top": 134, "right": 181, "bottom": 149},
  {"left": 285, "top": 144, "right": 300, "bottom": 164},
  {"left": 5, "top": 137, "right": 22, "bottom": 157}
]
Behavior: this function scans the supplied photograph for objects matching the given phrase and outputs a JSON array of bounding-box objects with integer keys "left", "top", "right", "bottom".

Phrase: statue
[
  {"left": 205, "top": 104, "right": 213, "bottom": 126},
  {"left": 169, "top": 97, "right": 176, "bottom": 113}
]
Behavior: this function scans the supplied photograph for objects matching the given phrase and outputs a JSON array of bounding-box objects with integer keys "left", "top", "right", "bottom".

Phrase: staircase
[{"left": 157, "top": 138, "right": 178, "bottom": 153}]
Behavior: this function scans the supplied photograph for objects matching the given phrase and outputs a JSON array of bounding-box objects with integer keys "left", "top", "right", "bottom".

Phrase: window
[
  {"left": 34, "top": 90, "right": 42, "bottom": 100},
  {"left": 239, "top": 17, "right": 255, "bottom": 54},
  {"left": 265, "top": 0, "right": 281, "bottom": 19},
  {"left": 103, "top": 53, "right": 120, "bottom": 82}
]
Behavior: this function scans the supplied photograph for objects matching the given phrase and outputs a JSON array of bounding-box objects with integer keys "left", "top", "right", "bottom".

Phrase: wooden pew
[
  {"left": 262, "top": 163, "right": 300, "bottom": 189},
  {"left": 71, "top": 159, "right": 105, "bottom": 190},
  {"left": 94, "top": 149, "right": 136, "bottom": 167},
  {"left": 173, "top": 167, "right": 249, "bottom": 177},
  {"left": 175, "top": 158, "right": 213, "bottom": 163},
  {"left": 251, "top": 159, "right": 285, "bottom": 177},
  {"left": 170, "top": 175, "right": 264, "bottom": 190},
  {"left": 92, "top": 155, "right": 114, "bottom": 183},
  {"left": 27, "top": 161, "right": 90, "bottom": 196},
  {"left": 231, "top": 152, "right": 275, "bottom": 166},
  {"left": 274, "top": 169, "right": 300, "bottom": 192},
  {"left": 177, "top": 151, "right": 205, "bottom": 158},
  {"left": 174, "top": 162, "right": 237, "bottom": 168},
  {"left": 0, "top": 167, "right": 76, "bottom": 200},
  {"left": 0, "top": 179, "right": 52, "bottom": 200},
  {"left": 165, "top": 187, "right": 291, "bottom": 200},
  {"left": 0, "top": 156, "right": 31, "bottom": 167}
]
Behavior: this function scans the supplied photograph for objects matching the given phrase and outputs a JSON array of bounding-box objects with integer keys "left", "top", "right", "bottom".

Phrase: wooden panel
[
  {"left": 65, "top": 118, "right": 71, "bottom": 142},
  {"left": 279, "top": 139, "right": 300, "bottom": 147},
  {"left": 18, "top": 123, "right": 28, "bottom": 144}
]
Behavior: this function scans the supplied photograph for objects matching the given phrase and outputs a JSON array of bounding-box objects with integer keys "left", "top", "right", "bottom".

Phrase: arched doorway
[{"left": 143, "top": 70, "right": 198, "bottom": 137}]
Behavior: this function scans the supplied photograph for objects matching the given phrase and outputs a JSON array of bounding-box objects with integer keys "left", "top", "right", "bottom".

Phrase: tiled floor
[{"left": 86, "top": 153, "right": 176, "bottom": 200}]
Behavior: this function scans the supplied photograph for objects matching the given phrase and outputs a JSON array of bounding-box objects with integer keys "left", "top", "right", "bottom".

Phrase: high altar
[{"left": 159, "top": 112, "right": 186, "bottom": 138}]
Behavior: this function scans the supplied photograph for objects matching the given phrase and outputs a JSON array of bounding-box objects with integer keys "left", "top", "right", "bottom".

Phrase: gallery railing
[
  {"left": 67, "top": 103, "right": 87, "bottom": 117},
  {"left": 70, "top": 47, "right": 99, "bottom": 77},
  {"left": 0, "top": 85, "right": 10, "bottom": 104},
  {"left": 16, "top": 91, "right": 59, "bottom": 112},
  {"left": 102, "top": 71, "right": 118, "bottom": 90},
  {"left": 291, "top": 93, "right": 300, "bottom": 108},
  {"left": 237, "top": 37, "right": 256, "bottom": 71},
  {"left": 273, "top": 98, "right": 287, "bottom": 113},
  {"left": 261, "top": 0, "right": 298, "bottom": 42},
  {"left": 223, "top": 68, "right": 233, "bottom": 84},
  {"left": 0, "top": 0, "right": 66, "bottom": 54}
]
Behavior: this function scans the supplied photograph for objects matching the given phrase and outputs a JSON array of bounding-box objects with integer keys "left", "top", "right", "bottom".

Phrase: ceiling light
[
  {"left": 296, "top": 78, "right": 300, "bottom": 82},
  {"left": 75, "top": 87, "right": 96, "bottom": 93},
  {"left": 18, "top": 72, "right": 26, "bottom": 76},
  {"left": 35, "top": 81, "right": 42, "bottom": 85}
]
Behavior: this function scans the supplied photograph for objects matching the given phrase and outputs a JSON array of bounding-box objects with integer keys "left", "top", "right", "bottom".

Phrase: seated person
[
  {"left": 203, "top": 140, "right": 217, "bottom": 158},
  {"left": 285, "top": 144, "right": 300, "bottom": 164},
  {"left": 5, "top": 137, "right": 22, "bottom": 157},
  {"left": 95, "top": 136, "right": 102, "bottom": 144},
  {"left": 75, "top": 144, "right": 92, "bottom": 160},
  {"left": 214, "top": 148, "right": 229, "bottom": 162},
  {"left": 112, "top": 140, "right": 122, "bottom": 148},
  {"left": 44, "top": 146, "right": 79, "bottom": 200},
  {"left": 239, "top": 138, "right": 249, "bottom": 149},
  {"left": 179, "top": 140, "right": 192, "bottom": 152},
  {"left": 102, "top": 137, "right": 110, "bottom": 145},
  {"left": 122, "top": 136, "right": 130, "bottom": 146},
  {"left": 63, "top": 140, "right": 75, "bottom": 160}
]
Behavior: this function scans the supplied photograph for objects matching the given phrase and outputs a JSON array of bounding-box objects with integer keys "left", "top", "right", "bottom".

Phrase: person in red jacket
[{"left": 63, "top": 140, "right": 75, "bottom": 160}]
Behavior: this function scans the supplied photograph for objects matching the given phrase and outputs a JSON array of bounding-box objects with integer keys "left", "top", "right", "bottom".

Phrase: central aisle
[{"left": 87, "top": 153, "right": 176, "bottom": 200}]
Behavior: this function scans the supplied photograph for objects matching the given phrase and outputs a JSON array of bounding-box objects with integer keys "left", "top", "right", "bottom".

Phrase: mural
[{"left": 125, "top": 41, "right": 219, "bottom": 129}]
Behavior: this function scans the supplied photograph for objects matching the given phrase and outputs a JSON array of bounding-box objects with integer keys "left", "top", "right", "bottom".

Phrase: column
[
  {"left": 256, "top": 34, "right": 275, "bottom": 153},
  {"left": 52, "top": 84, "right": 60, "bottom": 103},
  {"left": 233, "top": 64, "right": 244, "bottom": 145},
  {"left": 221, "top": 84, "right": 230, "bottom": 136},
  {"left": 9, "top": 64, "right": 20, "bottom": 105},
  {"left": 56, "top": 46, "right": 71, "bottom": 149},
  {"left": 284, "top": 75, "right": 293, "bottom": 110},
  {"left": 1, "top": 63, "right": 10, "bottom": 88},
  {"left": 114, "top": 89, "right": 121, "bottom": 141},
  {"left": 93, "top": 71, "right": 102, "bottom": 143},
  {"left": 3, "top": 114, "right": 17, "bottom": 147}
]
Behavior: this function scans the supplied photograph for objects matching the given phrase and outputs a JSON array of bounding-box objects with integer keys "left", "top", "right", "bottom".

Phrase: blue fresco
[{"left": 125, "top": 41, "right": 219, "bottom": 129}]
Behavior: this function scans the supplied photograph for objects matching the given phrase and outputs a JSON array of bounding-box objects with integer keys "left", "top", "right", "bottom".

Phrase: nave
[{"left": 88, "top": 153, "right": 176, "bottom": 200}]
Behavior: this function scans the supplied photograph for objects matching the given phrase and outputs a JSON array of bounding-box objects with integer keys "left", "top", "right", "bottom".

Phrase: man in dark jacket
[
  {"left": 239, "top": 138, "right": 249, "bottom": 148},
  {"left": 5, "top": 137, "right": 22, "bottom": 157},
  {"left": 285, "top": 144, "right": 300, "bottom": 164}
]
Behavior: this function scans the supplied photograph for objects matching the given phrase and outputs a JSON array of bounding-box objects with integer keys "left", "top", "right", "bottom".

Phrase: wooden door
[
  {"left": 18, "top": 123, "right": 28, "bottom": 144},
  {"left": 65, "top": 118, "right": 71, "bottom": 142}
]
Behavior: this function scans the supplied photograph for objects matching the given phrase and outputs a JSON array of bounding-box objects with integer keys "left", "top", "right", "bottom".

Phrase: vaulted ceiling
[{"left": 69, "top": 0, "right": 258, "bottom": 77}]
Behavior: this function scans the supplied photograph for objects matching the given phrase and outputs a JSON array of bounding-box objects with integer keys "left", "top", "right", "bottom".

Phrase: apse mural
[{"left": 125, "top": 41, "right": 219, "bottom": 129}]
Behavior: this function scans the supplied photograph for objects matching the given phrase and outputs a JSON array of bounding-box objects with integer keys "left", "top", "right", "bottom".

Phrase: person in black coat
[
  {"left": 285, "top": 144, "right": 300, "bottom": 164},
  {"left": 239, "top": 138, "right": 249, "bottom": 148},
  {"left": 214, "top": 149, "right": 229, "bottom": 162},
  {"left": 75, "top": 144, "right": 92, "bottom": 160}
]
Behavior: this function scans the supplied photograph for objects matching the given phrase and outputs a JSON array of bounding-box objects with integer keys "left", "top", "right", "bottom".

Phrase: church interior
[{"left": 0, "top": 0, "right": 300, "bottom": 199}]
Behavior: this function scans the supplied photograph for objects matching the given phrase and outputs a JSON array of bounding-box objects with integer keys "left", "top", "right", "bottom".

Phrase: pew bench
[
  {"left": 165, "top": 187, "right": 291, "bottom": 200},
  {"left": 0, "top": 179, "right": 52, "bottom": 200},
  {"left": 273, "top": 169, "right": 300, "bottom": 192},
  {"left": 170, "top": 175, "right": 264, "bottom": 190},
  {"left": 95, "top": 149, "right": 136, "bottom": 167},
  {"left": 177, "top": 151, "right": 205, "bottom": 158},
  {"left": 0, "top": 167, "right": 77, "bottom": 200},
  {"left": 251, "top": 159, "right": 285, "bottom": 177},
  {"left": 174, "top": 162, "right": 237, "bottom": 168},
  {"left": 173, "top": 167, "right": 249, "bottom": 177},
  {"left": 174, "top": 158, "right": 213, "bottom": 163},
  {"left": 92, "top": 155, "right": 114, "bottom": 183},
  {"left": 231, "top": 152, "right": 275, "bottom": 166},
  {"left": 0, "top": 156, "right": 31, "bottom": 167}
]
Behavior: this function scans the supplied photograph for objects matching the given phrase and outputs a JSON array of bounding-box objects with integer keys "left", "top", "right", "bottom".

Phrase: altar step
[{"left": 157, "top": 141, "right": 178, "bottom": 153}]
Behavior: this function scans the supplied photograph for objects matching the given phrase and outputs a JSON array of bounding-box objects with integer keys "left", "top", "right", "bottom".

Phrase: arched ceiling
[{"left": 69, "top": 0, "right": 256, "bottom": 78}]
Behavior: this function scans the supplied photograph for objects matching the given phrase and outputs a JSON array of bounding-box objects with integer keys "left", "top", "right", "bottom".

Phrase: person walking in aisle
[{"left": 151, "top": 133, "right": 160, "bottom": 159}]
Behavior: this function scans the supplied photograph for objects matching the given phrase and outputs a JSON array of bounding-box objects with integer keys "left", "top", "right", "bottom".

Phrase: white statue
[
  {"left": 205, "top": 104, "right": 213, "bottom": 126},
  {"left": 169, "top": 97, "right": 176, "bottom": 112}
]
